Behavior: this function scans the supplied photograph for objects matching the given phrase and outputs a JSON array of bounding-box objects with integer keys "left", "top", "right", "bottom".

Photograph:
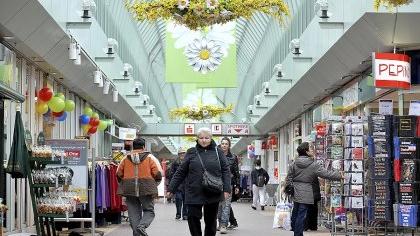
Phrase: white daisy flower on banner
[
  {"left": 185, "top": 38, "right": 223, "bottom": 74},
  {"left": 183, "top": 89, "right": 217, "bottom": 106}
]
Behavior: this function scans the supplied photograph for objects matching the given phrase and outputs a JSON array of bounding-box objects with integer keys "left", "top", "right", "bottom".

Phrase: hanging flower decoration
[
  {"left": 178, "top": 0, "right": 190, "bottom": 10},
  {"left": 185, "top": 38, "right": 223, "bottom": 74},
  {"left": 127, "top": 0, "right": 289, "bottom": 30},
  {"left": 374, "top": 0, "right": 413, "bottom": 9},
  {"left": 206, "top": 0, "right": 219, "bottom": 10},
  {"left": 170, "top": 104, "right": 233, "bottom": 121}
]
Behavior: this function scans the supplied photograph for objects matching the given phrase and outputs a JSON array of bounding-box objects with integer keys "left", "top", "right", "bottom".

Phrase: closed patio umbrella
[{"left": 5, "top": 111, "right": 29, "bottom": 178}]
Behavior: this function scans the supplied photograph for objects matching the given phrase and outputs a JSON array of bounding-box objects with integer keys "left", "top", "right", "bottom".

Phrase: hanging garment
[{"left": 95, "top": 165, "right": 103, "bottom": 209}]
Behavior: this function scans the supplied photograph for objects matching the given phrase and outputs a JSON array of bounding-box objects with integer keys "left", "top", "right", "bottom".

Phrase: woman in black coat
[{"left": 168, "top": 128, "right": 232, "bottom": 236}]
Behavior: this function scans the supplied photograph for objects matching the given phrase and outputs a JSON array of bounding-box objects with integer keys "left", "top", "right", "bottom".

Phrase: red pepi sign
[{"left": 373, "top": 52, "right": 411, "bottom": 90}]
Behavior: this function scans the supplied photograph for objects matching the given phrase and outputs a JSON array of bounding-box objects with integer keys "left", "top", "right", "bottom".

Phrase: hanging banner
[
  {"left": 379, "top": 99, "right": 394, "bottom": 115},
  {"left": 373, "top": 52, "right": 411, "bottom": 90},
  {"left": 165, "top": 21, "right": 237, "bottom": 88}
]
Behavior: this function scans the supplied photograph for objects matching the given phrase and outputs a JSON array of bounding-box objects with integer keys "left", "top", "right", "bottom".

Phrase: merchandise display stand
[
  {"left": 26, "top": 155, "right": 72, "bottom": 236},
  {"left": 341, "top": 116, "right": 366, "bottom": 235},
  {"left": 322, "top": 116, "right": 367, "bottom": 235}
]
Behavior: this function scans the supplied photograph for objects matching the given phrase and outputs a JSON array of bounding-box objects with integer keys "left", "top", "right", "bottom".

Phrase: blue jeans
[
  {"left": 291, "top": 202, "right": 309, "bottom": 236},
  {"left": 175, "top": 191, "right": 187, "bottom": 217},
  {"left": 218, "top": 194, "right": 232, "bottom": 227}
]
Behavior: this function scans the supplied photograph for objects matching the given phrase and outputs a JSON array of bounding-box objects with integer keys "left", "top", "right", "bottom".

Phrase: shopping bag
[{"left": 272, "top": 200, "right": 292, "bottom": 230}]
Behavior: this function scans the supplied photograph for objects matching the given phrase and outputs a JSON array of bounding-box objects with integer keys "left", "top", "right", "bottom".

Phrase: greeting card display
[
  {"left": 368, "top": 113, "right": 393, "bottom": 137},
  {"left": 399, "top": 137, "right": 420, "bottom": 159},
  {"left": 401, "top": 159, "right": 417, "bottom": 182},
  {"left": 351, "top": 185, "right": 363, "bottom": 196},
  {"left": 352, "top": 148, "right": 364, "bottom": 160},
  {"left": 351, "top": 197, "right": 364, "bottom": 209},
  {"left": 395, "top": 116, "right": 417, "bottom": 138},
  {"left": 399, "top": 183, "right": 419, "bottom": 205},
  {"left": 331, "top": 195, "right": 342, "bottom": 208}
]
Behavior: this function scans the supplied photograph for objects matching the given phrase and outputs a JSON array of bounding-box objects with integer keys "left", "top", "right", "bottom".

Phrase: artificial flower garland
[
  {"left": 374, "top": 0, "right": 413, "bottom": 9},
  {"left": 126, "top": 0, "right": 289, "bottom": 30},
  {"left": 170, "top": 104, "right": 233, "bottom": 121}
]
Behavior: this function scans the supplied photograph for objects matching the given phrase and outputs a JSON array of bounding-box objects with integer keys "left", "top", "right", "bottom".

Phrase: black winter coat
[
  {"left": 251, "top": 168, "right": 270, "bottom": 186},
  {"left": 226, "top": 152, "right": 240, "bottom": 188},
  {"left": 169, "top": 161, "right": 185, "bottom": 192},
  {"left": 169, "top": 140, "right": 232, "bottom": 205}
]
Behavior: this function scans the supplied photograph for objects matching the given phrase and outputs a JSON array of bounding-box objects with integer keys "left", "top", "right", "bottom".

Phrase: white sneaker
[{"left": 220, "top": 226, "right": 228, "bottom": 234}]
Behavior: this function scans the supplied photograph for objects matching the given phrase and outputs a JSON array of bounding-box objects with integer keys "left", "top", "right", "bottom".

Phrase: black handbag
[
  {"left": 284, "top": 164, "right": 296, "bottom": 197},
  {"left": 196, "top": 148, "right": 224, "bottom": 194}
]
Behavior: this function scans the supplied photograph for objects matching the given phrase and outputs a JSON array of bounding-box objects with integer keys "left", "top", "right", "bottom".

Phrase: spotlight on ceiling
[
  {"left": 315, "top": 0, "right": 330, "bottom": 19},
  {"left": 106, "top": 38, "right": 118, "bottom": 55},
  {"left": 289, "top": 38, "right": 301, "bottom": 55},
  {"left": 81, "top": 0, "right": 96, "bottom": 19}
]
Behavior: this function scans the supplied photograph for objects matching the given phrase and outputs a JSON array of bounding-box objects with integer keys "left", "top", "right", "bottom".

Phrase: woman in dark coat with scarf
[{"left": 168, "top": 128, "right": 231, "bottom": 236}]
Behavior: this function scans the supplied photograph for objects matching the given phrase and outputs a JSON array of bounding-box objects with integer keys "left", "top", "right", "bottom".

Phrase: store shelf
[
  {"left": 29, "top": 158, "right": 61, "bottom": 165},
  {"left": 38, "top": 213, "right": 73, "bottom": 218},
  {"left": 32, "top": 183, "right": 57, "bottom": 188}
]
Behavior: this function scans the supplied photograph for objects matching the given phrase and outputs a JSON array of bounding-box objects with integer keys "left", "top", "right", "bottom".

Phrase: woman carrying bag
[
  {"left": 284, "top": 142, "right": 342, "bottom": 236},
  {"left": 167, "top": 127, "right": 231, "bottom": 236}
]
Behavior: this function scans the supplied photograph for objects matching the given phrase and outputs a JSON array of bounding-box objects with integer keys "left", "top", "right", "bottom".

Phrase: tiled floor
[{"left": 104, "top": 201, "right": 331, "bottom": 236}]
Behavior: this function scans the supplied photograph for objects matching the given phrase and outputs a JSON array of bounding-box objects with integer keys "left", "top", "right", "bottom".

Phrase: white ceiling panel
[{"left": 4, "top": 0, "right": 49, "bottom": 41}]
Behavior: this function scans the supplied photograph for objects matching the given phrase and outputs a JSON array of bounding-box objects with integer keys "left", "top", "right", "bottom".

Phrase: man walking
[
  {"left": 171, "top": 148, "right": 188, "bottom": 220},
  {"left": 117, "top": 138, "right": 162, "bottom": 236},
  {"left": 251, "top": 159, "right": 269, "bottom": 210}
]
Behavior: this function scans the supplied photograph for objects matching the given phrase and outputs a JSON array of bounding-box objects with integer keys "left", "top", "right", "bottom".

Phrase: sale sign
[{"left": 373, "top": 52, "right": 411, "bottom": 89}]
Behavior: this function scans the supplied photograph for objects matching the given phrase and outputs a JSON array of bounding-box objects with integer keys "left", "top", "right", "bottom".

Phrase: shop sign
[
  {"left": 184, "top": 123, "right": 195, "bottom": 135},
  {"left": 226, "top": 124, "right": 249, "bottom": 135},
  {"left": 45, "top": 139, "right": 89, "bottom": 203},
  {"left": 373, "top": 52, "right": 411, "bottom": 90},
  {"left": 268, "top": 135, "right": 278, "bottom": 150},
  {"left": 315, "top": 123, "right": 326, "bottom": 136},
  {"left": 409, "top": 100, "right": 420, "bottom": 116},
  {"left": 211, "top": 124, "right": 222, "bottom": 135},
  {"left": 254, "top": 140, "right": 263, "bottom": 155},
  {"left": 379, "top": 99, "right": 393, "bottom": 115},
  {"left": 119, "top": 127, "right": 137, "bottom": 140}
]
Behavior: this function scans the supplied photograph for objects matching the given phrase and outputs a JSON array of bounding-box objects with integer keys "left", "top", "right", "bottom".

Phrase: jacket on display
[
  {"left": 285, "top": 156, "right": 341, "bottom": 205},
  {"left": 116, "top": 152, "right": 162, "bottom": 197},
  {"left": 251, "top": 167, "right": 269, "bottom": 186},
  {"left": 169, "top": 140, "right": 231, "bottom": 205}
]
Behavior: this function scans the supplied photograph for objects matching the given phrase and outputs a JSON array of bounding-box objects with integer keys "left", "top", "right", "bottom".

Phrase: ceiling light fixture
[
  {"left": 106, "top": 38, "right": 118, "bottom": 55},
  {"left": 94, "top": 69, "right": 102, "bottom": 84},
  {"left": 103, "top": 79, "right": 111, "bottom": 94},
  {"left": 315, "top": 0, "right": 330, "bottom": 19},
  {"left": 113, "top": 88, "right": 118, "bottom": 103},
  {"left": 74, "top": 44, "right": 81, "bottom": 65},
  {"left": 69, "top": 39, "right": 77, "bottom": 60},
  {"left": 289, "top": 38, "right": 301, "bottom": 55},
  {"left": 81, "top": 0, "right": 96, "bottom": 19}
]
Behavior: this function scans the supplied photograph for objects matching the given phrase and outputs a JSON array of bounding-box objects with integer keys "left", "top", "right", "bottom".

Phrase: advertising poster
[{"left": 45, "top": 139, "right": 89, "bottom": 203}]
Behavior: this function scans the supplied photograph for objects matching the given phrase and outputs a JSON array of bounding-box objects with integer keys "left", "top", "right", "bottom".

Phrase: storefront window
[{"left": 0, "top": 44, "right": 15, "bottom": 88}]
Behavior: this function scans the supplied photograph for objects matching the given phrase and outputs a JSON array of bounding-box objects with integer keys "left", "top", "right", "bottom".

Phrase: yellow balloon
[
  {"left": 36, "top": 102, "right": 49, "bottom": 114},
  {"left": 82, "top": 125, "right": 91, "bottom": 134}
]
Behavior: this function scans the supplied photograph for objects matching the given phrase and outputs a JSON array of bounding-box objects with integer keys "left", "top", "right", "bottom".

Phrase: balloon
[
  {"left": 88, "top": 126, "right": 97, "bottom": 134},
  {"left": 91, "top": 112, "right": 99, "bottom": 119},
  {"left": 98, "top": 120, "right": 108, "bottom": 131},
  {"left": 38, "top": 87, "right": 53, "bottom": 102},
  {"left": 55, "top": 93, "right": 65, "bottom": 100},
  {"left": 83, "top": 107, "right": 93, "bottom": 116},
  {"left": 36, "top": 102, "right": 49, "bottom": 114},
  {"left": 107, "top": 119, "right": 114, "bottom": 126},
  {"left": 82, "top": 125, "right": 91, "bottom": 134},
  {"left": 57, "top": 112, "right": 67, "bottom": 121},
  {"left": 64, "top": 100, "right": 75, "bottom": 112},
  {"left": 52, "top": 111, "right": 64, "bottom": 117},
  {"left": 89, "top": 118, "right": 100, "bottom": 127},
  {"left": 47, "top": 97, "right": 65, "bottom": 112},
  {"left": 80, "top": 114, "right": 90, "bottom": 125},
  {"left": 43, "top": 108, "right": 51, "bottom": 117}
]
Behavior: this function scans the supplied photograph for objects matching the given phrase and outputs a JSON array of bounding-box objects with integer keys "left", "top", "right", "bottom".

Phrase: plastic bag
[{"left": 273, "top": 200, "right": 292, "bottom": 230}]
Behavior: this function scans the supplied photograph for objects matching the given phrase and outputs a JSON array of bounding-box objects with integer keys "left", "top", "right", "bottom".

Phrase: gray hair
[{"left": 197, "top": 127, "right": 212, "bottom": 137}]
